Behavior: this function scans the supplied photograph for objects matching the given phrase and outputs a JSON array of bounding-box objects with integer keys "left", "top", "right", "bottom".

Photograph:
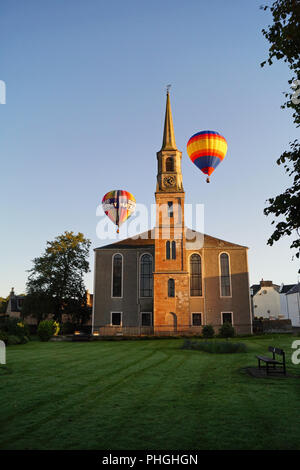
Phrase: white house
[
  {"left": 286, "top": 285, "right": 300, "bottom": 327},
  {"left": 251, "top": 280, "right": 282, "bottom": 319}
]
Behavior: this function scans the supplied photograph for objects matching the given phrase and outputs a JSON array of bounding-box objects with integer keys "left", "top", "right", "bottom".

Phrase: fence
[{"left": 93, "top": 323, "right": 254, "bottom": 337}]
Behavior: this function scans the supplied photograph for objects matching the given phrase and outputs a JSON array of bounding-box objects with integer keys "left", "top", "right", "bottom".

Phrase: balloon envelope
[
  {"left": 187, "top": 130, "right": 227, "bottom": 180},
  {"left": 102, "top": 190, "right": 136, "bottom": 232}
]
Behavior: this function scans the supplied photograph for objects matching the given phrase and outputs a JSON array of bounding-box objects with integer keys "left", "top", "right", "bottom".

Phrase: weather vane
[{"left": 166, "top": 84, "right": 172, "bottom": 94}]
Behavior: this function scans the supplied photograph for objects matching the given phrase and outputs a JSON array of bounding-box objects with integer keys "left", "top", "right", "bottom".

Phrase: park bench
[{"left": 256, "top": 346, "right": 286, "bottom": 375}]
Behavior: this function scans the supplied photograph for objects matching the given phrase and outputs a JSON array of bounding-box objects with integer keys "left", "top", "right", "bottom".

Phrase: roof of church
[{"left": 95, "top": 228, "right": 247, "bottom": 250}]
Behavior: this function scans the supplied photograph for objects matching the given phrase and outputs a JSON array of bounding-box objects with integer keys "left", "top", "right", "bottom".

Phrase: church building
[{"left": 92, "top": 92, "right": 252, "bottom": 336}]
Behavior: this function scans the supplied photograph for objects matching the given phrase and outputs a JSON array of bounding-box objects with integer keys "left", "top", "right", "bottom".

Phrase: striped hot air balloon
[
  {"left": 102, "top": 190, "right": 136, "bottom": 233},
  {"left": 187, "top": 130, "right": 228, "bottom": 183}
]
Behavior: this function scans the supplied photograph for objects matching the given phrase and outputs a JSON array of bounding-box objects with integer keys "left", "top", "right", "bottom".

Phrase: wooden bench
[{"left": 256, "top": 346, "right": 286, "bottom": 375}]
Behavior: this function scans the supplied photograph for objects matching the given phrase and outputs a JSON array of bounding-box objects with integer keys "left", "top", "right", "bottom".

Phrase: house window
[
  {"left": 141, "top": 312, "right": 152, "bottom": 326},
  {"left": 168, "top": 279, "right": 175, "bottom": 297},
  {"left": 192, "top": 313, "right": 202, "bottom": 326},
  {"left": 166, "top": 241, "right": 170, "bottom": 259},
  {"left": 222, "top": 312, "right": 232, "bottom": 324},
  {"left": 190, "top": 254, "right": 202, "bottom": 296},
  {"left": 171, "top": 241, "right": 176, "bottom": 259},
  {"left": 140, "top": 254, "right": 153, "bottom": 297},
  {"left": 111, "top": 312, "right": 122, "bottom": 326},
  {"left": 112, "top": 254, "right": 123, "bottom": 297},
  {"left": 168, "top": 201, "right": 174, "bottom": 217},
  {"left": 220, "top": 253, "right": 231, "bottom": 296},
  {"left": 166, "top": 157, "right": 174, "bottom": 172}
]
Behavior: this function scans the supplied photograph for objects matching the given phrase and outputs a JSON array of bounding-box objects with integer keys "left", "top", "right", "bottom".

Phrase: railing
[{"left": 93, "top": 323, "right": 254, "bottom": 337}]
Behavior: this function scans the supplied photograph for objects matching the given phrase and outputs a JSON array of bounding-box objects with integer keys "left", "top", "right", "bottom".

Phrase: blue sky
[{"left": 0, "top": 0, "right": 299, "bottom": 296}]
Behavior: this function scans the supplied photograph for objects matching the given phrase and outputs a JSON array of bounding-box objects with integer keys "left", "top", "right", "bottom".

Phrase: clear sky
[{"left": 0, "top": 0, "right": 299, "bottom": 297}]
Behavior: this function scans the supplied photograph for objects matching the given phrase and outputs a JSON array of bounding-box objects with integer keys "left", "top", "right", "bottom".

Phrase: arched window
[
  {"left": 140, "top": 254, "right": 153, "bottom": 297},
  {"left": 190, "top": 254, "right": 202, "bottom": 296},
  {"left": 220, "top": 253, "right": 231, "bottom": 296},
  {"left": 168, "top": 279, "right": 175, "bottom": 297},
  {"left": 171, "top": 241, "right": 176, "bottom": 259},
  {"left": 166, "top": 157, "right": 174, "bottom": 172},
  {"left": 166, "top": 241, "right": 170, "bottom": 260},
  {"left": 112, "top": 254, "right": 123, "bottom": 297}
]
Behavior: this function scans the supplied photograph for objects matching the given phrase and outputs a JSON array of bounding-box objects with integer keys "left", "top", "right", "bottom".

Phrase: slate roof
[
  {"left": 250, "top": 284, "right": 261, "bottom": 296},
  {"left": 286, "top": 284, "right": 300, "bottom": 295},
  {"left": 280, "top": 284, "right": 297, "bottom": 294},
  {"left": 95, "top": 228, "right": 248, "bottom": 251}
]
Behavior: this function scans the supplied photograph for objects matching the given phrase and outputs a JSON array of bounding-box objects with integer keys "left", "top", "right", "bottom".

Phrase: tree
[
  {"left": 22, "top": 231, "right": 91, "bottom": 323},
  {"left": 0, "top": 296, "right": 9, "bottom": 314},
  {"left": 261, "top": 0, "right": 300, "bottom": 270}
]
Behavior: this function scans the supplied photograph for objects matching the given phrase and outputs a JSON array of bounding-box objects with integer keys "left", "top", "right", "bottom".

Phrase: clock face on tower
[{"left": 163, "top": 175, "right": 176, "bottom": 187}]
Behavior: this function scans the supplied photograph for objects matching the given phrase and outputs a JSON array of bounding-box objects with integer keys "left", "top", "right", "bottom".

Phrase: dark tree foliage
[
  {"left": 261, "top": 0, "right": 300, "bottom": 269},
  {"left": 22, "top": 231, "right": 91, "bottom": 323}
]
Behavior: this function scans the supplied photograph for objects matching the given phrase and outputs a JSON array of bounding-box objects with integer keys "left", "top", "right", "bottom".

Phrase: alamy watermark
[
  {"left": 0, "top": 80, "right": 6, "bottom": 104},
  {"left": 0, "top": 340, "right": 6, "bottom": 365},
  {"left": 96, "top": 202, "right": 204, "bottom": 248},
  {"left": 291, "top": 340, "right": 300, "bottom": 365}
]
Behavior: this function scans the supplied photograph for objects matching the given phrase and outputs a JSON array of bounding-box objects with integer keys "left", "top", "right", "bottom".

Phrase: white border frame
[
  {"left": 111, "top": 253, "right": 124, "bottom": 298},
  {"left": 110, "top": 311, "right": 123, "bottom": 326},
  {"left": 221, "top": 311, "right": 234, "bottom": 325},
  {"left": 191, "top": 312, "right": 203, "bottom": 327},
  {"left": 219, "top": 252, "right": 232, "bottom": 298}
]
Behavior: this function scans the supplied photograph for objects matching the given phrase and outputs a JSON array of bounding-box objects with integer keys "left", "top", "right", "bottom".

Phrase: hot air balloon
[
  {"left": 102, "top": 190, "right": 136, "bottom": 233},
  {"left": 187, "top": 130, "right": 227, "bottom": 183}
]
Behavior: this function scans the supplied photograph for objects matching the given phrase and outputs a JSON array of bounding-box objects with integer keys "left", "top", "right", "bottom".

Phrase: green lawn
[{"left": 0, "top": 335, "right": 299, "bottom": 450}]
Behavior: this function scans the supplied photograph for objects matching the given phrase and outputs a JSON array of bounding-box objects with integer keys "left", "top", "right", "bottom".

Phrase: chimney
[{"left": 260, "top": 280, "right": 273, "bottom": 287}]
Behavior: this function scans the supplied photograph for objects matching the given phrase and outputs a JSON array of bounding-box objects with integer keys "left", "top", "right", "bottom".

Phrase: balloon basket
[
  {"left": 116, "top": 229, "right": 119, "bottom": 234},
  {"left": 206, "top": 177, "right": 210, "bottom": 183}
]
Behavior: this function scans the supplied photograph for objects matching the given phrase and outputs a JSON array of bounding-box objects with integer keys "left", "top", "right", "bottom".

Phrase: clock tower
[
  {"left": 156, "top": 90, "right": 184, "bottom": 193},
  {"left": 153, "top": 91, "right": 190, "bottom": 333}
]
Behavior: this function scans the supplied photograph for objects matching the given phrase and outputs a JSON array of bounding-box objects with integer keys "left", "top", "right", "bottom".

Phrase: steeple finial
[{"left": 161, "top": 87, "right": 177, "bottom": 151}]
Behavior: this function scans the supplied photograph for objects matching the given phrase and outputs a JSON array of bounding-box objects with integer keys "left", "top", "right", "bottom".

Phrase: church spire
[
  {"left": 156, "top": 90, "right": 183, "bottom": 193},
  {"left": 161, "top": 90, "right": 177, "bottom": 151}
]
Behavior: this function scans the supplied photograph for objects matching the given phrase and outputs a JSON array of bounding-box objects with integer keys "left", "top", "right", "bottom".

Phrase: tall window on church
[
  {"left": 220, "top": 253, "right": 231, "bottom": 297},
  {"left": 168, "top": 201, "right": 173, "bottom": 218},
  {"left": 168, "top": 279, "right": 175, "bottom": 297},
  {"left": 140, "top": 254, "right": 153, "bottom": 297},
  {"left": 190, "top": 254, "right": 202, "bottom": 296},
  {"left": 166, "top": 241, "right": 170, "bottom": 259},
  {"left": 112, "top": 254, "right": 123, "bottom": 297},
  {"left": 171, "top": 241, "right": 176, "bottom": 259},
  {"left": 166, "top": 157, "right": 174, "bottom": 172}
]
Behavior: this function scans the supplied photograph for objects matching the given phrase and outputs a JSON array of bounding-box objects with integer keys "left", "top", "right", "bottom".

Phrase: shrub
[
  {"left": 37, "top": 320, "right": 56, "bottom": 342},
  {"left": 219, "top": 322, "right": 235, "bottom": 338},
  {"left": 181, "top": 339, "right": 247, "bottom": 354},
  {"left": 202, "top": 325, "right": 215, "bottom": 338},
  {"left": 0, "top": 330, "right": 9, "bottom": 345},
  {"left": 0, "top": 318, "right": 30, "bottom": 339},
  {"left": 7, "top": 335, "right": 22, "bottom": 345},
  {"left": 61, "top": 322, "right": 76, "bottom": 335}
]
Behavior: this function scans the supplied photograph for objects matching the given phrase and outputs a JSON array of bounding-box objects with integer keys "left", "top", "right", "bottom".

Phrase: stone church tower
[
  {"left": 153, "top": 91, "right": 190, "bottom": 333},
  {"left": 92, "top": 92, "right": 252, "bottom": 336}
]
